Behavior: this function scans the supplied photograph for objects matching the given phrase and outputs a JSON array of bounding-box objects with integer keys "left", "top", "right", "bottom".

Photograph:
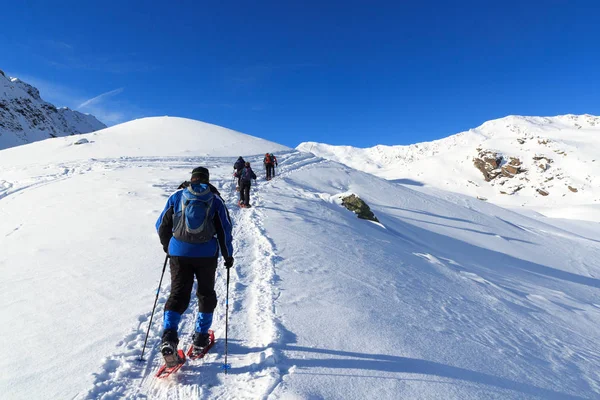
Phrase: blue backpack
[{"left": 173, "top": 186, "right": 216, "bottom": 243}]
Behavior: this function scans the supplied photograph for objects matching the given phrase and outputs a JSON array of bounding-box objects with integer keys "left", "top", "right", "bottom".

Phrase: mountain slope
[
  {"left": 0, "top": 116, "right": 289, "bottom": 167},
  {"left": 0, "top": 70, "right": 106, "bottom": 150},
  {"left": 298, "top": 115, "right": 600, "bottom": 221},
  {"left": 0, "top": 118, "right": 599, "bottom": 399}
]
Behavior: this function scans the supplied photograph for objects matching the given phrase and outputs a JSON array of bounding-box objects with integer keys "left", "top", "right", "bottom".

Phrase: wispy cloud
[{"left": 77, "top": 88, "right": 124, "bottom": 109}]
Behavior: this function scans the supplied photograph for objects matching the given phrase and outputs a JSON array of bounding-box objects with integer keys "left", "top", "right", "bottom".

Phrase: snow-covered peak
[
  {"left": 298, "top": 114, "right": 600, "bottom": 221},
  {"left": 0, "top": 116, "right": 290, "bottom": 167},
  {"left": 0, "top": 72, "right": 106, "bottom": 150}
]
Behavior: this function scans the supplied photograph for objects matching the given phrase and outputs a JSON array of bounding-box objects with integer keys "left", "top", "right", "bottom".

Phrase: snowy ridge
[
  {"left": 0, "top": 71, "right": 106, "bottom": 149},
  {"left": 0, "top": 118, "right": 599, "bottom": 399},
  {"left": 298, "top": 114, "right": 600, "bottom": 221}
]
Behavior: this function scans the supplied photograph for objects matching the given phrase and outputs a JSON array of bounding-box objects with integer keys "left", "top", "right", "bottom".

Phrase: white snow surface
[
  {"left": 0, "top": 72, "right": 106, "bottom": 150},
  {"left": 1, "top": 117, "right": 599, "bottom": 399},
  {"left": 298, "top": 115, "right": 600, "bottom": 222}
]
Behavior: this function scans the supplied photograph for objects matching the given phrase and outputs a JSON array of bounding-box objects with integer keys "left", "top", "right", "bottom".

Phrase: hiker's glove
[
  {"left": 162, "top": 244, "right": 169, "bottom": 254},
  {"left": 225, "top": 257, "right": 234, "bottom": 269}
]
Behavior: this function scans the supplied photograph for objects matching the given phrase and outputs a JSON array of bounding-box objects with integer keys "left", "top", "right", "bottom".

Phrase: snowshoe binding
[{"left": 187, "top": 330, "right": 215, "bottom": 360}]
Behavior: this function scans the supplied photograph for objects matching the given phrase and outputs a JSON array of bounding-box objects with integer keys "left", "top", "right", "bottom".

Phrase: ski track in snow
[{"left": 72, "top": 152, "right": 321, "bottom": 399}]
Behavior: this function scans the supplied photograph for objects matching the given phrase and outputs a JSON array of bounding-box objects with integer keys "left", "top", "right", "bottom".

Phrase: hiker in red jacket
[{"left": 263, "top": 153, "right": 278, "bottom": 180}]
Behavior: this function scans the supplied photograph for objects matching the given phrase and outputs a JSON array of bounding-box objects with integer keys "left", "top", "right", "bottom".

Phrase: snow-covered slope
[
  {"left": 298, "top": 115, "right": 600, "bottom": 221},
  {"left": 1, "top": 118, "right": 599, "bottom": 399},
  {"left": 0, "top": 70, "right": 106, "bottom": 150},
  {"left": 0, "top": 116, "right": 289, "bottom": 167}
]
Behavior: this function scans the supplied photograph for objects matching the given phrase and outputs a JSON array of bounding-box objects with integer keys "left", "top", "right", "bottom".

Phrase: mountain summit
[{"left": 0, "top": 70, "right": 106, "bottom": 150}]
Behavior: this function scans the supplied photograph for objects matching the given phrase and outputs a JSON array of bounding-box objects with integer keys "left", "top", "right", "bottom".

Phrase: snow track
[
  {"left": 3, "top": 143, "right": 599, "bottom": 399},
  {"left": 72, "top": 153, "right": 317, "bottom": 399}
]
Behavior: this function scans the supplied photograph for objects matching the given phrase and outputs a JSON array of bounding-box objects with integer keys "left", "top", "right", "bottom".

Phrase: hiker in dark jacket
[
  {"left": 238, "top": 162, "right": 257, "bottom": 208},
  {"left": 233, "top": 156, "right": 245, "bottom": 189},
  {"left": 270, "top": 153, "right": 278, "bottom": 178},
  {"left": 156, "top": 167, "right": 233, "bottom": 366}
]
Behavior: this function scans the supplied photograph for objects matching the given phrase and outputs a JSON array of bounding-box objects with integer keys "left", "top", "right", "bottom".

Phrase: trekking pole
[
  {"left": 140, "top": 254, "right": 169, "bottom": 362},
  {"left": 220, "top": 267, "right": 232, "bottom": 373}
]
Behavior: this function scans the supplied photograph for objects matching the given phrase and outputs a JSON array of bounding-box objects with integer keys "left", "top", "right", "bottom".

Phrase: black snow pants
[
  {"left": 265, "top": 164, "right": 274, "bottom": 180},
  {"left": 240, "top": 181, "right": 252, "bottom": 206},
  {"left": 164, "top": 256, "right": 217, "bottom": 314}
]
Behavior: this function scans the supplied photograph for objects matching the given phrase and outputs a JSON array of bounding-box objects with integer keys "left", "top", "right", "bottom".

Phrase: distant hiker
[
  {"left": 233, "top": 156, "right": 245, "bottom": 190},
  {"left": 156, "top": 166, "right": 234, "bottom": 365},
  {"left": 270, "top": 153, "right": 278, "bottom": 177},
  {"left": 263, "top": 153, "right": 277, "bottom": 180},
  {"left": 238, "top": 161, "right": 257, "bottom": 208}
]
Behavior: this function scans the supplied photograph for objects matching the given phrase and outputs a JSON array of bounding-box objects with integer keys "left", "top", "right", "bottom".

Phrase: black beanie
[{"left": 191, "top": 167, "right": 210, "bottom": 183}]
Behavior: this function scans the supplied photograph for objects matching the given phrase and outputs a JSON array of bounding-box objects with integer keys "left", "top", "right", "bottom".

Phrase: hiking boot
[
  {"left": 192, "top": 332, "right": 211, "bottom": 353},
  {"left": 244, "top": 204, "right": 252, "bottom": 208},
  {"left": 160, "top": 329, "right": 179, "bottom": 356},
  {"left": 161, "top": 329, "right": 183, "bottom": 367}
]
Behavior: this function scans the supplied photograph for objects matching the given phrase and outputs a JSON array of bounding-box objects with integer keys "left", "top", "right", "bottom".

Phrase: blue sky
[{"left": 1, "top": 0, "right": 599, "bottom": 147}]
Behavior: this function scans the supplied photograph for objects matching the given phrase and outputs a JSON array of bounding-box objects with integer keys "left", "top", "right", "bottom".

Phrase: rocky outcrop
[
  {"left": 501, "top": 158, "right": 522, "bottom": 177},
  {"left": 537, "top": 189, "right": 549, "bottom": 196},
  {"left": 533, "top": 156, "right": 553, "bottom": 172},
  {"left": 474, "top": 151, "right": 525, "bottom": 181},
  {"left": 341, "top": 194, "right": 379, "bottom": 222},
  {"left": 0, "top": 73, "right": 106, "bottom": 150},
  {"left": 473, "top": 150, "right": 503, "bottom": 181}
]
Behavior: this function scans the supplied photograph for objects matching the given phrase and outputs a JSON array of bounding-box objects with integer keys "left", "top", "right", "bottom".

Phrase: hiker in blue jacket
[{"left": 156, "top": 166, "right": 233, "bottom": 365}]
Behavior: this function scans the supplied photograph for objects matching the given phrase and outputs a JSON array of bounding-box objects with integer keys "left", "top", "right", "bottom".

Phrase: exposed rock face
[
  {"left": 568, "top": 186, "right": 578, "bottom": 193},
  {"left": 0, "top": 73, "right": 106, "bottom": 150},
  {"left": 537, "top": 189, "right": 549, "bottom": 196},
  {"left": 473, "top": 150, "right": 503, "bottom": 181},
  {"left": 502, "top": 158, "right": 522, "bottom": 176},
  {"left": 474, "top": 152, "right": 525, "bottom": 181},
  {"left": 341, "top": 194, "right": 379, "bottom": 222}
]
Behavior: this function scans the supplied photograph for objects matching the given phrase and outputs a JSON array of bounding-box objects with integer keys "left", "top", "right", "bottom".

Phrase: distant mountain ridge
[
  {"left": 0, "top": 70, "right": 106, "bottom": 150},
  {"left": 298, "top": 114, "right": 600, "bottom": 221}
]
